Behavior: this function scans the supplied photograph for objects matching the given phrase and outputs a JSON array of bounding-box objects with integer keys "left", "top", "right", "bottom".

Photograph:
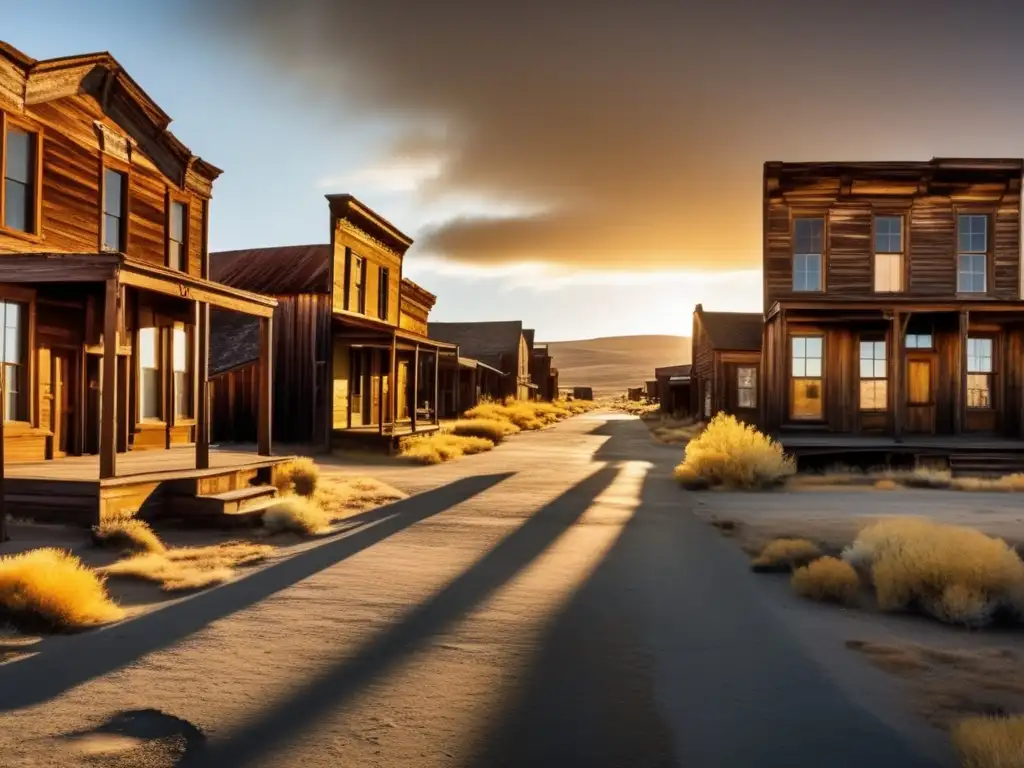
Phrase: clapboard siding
[{"left": 129, "top": 162, "right": 166, "bottom": 266}]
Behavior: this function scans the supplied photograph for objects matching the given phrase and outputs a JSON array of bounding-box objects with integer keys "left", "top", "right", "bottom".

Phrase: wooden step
[
  {"left": 949, "top": 453, "right": 1024, "bottom": 477},
  {"left": 162, "top": 484, "right": 279, "bottom": 527}
]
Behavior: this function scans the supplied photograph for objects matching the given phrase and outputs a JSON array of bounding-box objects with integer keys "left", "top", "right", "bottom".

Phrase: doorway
[
  {"left": 50, "top": 351, "right": 77, "bottom": 457},
  {"left": 905, "top": 356, "right": 936, "bottom": 434}
]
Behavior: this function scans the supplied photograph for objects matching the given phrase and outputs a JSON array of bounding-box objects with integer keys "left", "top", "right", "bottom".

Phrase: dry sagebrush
[
  {"left": 843, "top": 518, "right": 1024, "bottom": 627},
  {"left": 92, "top": 515, "right": 166, "bottom": 554},
  {"left": 262, "top": 497, "right": 331, "bottom": 535},
  {"left": 675, "top": 413, "right": 795, "bottom": 489},
  {"left": 451, "top": 418, "right": 519, "bottom": 443},
  {"left": 100, "top": 542, "right": 273, "bottom": 592},
  {"left": 952, "top": 715, "right": 1024, "bottom": 768},
  {"left": 273, "top": 457, "right": 320, "bottom": 497},
  {"left": 399, "top": 433, "right": 494, "bottom": 464},
  {"left": 751, "top": 538, "right": 823, "bottom": 572},
  {"left": 0, "top": 548, "right": 124, "bottom": 630},
  {"left": 791, "top": 557, "right": 860, "bottom": 605}
]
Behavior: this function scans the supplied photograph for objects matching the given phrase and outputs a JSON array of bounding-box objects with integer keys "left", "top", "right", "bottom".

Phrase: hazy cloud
[{"left": 195, "top": 0, "right": 1024, "bottom": 270}]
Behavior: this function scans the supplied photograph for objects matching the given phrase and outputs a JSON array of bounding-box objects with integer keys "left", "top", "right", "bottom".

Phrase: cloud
[{"left": 194, "top": 0, "right": 1024, "bottom": 271}]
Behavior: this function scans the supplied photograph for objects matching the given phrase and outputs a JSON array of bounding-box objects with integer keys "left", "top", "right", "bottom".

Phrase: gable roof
[
  {"left": 0, "top": 41, "right": 221, "bottom": 196},
  {"left": 428, "top": 321, "right": 524, "bottom": 371},
  {"left": 695, "top": 306, "right": 763, "bottom": 351},
  {"left": 210, "top": 245, "right": 331, "bottom": 295}
]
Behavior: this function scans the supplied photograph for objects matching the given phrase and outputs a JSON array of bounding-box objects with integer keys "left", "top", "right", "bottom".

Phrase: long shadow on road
[
  {"left": 0, "top": 472, "right": 513, "bottom": 712},
  {"left": 181, "top": 464, "right": 624, "bottom": 767}
]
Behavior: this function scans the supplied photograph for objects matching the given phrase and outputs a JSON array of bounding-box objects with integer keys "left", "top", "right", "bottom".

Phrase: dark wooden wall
[
  {"left": 210, "top": 363, "right": 258, "bottom": 443},
  {"left": 764, "top": 162, "right": 1022, "bottom": 310}
]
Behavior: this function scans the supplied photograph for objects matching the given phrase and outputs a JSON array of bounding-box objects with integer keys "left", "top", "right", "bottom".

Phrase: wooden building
[
  {"left": 428, "top": 321, "right": 534, "bottom": 401},
  {"left": 691, "top": 305, "right": 763, "bottom": 423},
  {"left": 0, "top": 42, "right": 284, "bottom": 524},
  {"left": 209, "top": 198, "right": 457, "bottom": 450},
  {"left": 653, "top": 364, "right": 691, "bottom": 415},
  {"left": 528, "top": 340, "right": 558, "bottom": 401}
]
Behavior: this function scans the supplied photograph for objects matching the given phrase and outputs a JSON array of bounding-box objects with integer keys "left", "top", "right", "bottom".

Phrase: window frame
[
  {"left": 100, "top": 158, "right": 130, "bottom": 254},
  {"left": 858, "top": 337, "right": 888, "bottom": 412},
  {"left": 872, "top": 214, "right": 905, "bottom": 294},
  {"left": 956, "top": 211, "right": 991, "bottom": 295},
  {"left": 905, "top": 332, "right": 933, "bottom": 350},
  {"left": 966, "top": 335, "right": 995, "bottom": 410},
  {"left": 378, "top": 266, "right": 390, "bottom": 321},
  {"left": 0, "top": 112, "right": 44, "bottom": 240},
  {"left": 789, "top": 333, "right": 825, "bottom": 421},
  {"left": 736, "top": 365, "right": 757, "bottom": 409},
  {"left": 137, "top": 326, "right": 163, "bottom": 423},
  {"left": 350, "top": 253, "right": 367, "bottom": 314},
  {"left": 791, "top": 216, "right": 826, "bottom": 293},
  {"left": 166, "top": 195, "right": 189, "bottom": 272},
  {"left": 0, "top": 290, "right": 33, "bottom": 426}
]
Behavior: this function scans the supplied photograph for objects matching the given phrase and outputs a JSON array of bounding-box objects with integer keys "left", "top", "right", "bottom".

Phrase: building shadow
[
  {"left": 0, "top": 472, "right": 513, "bottom": 712},
  {"left": 179, "top": 464, "right": 624, "bottom": 767}
]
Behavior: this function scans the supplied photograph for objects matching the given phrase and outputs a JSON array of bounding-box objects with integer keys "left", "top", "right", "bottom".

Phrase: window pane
[
  {"left": 4, "top": 179, "right": 31, "bottom": 233},
  {"left": 806, "top": 337, "right": 823, "bottom": 359},
  {"left": 806, "top": 358, "right": 822, "bottom": 377},
  {"left": 860, "top": 380, "right": 887, "bottom": 410},
  {"left": 791, "top": 379, "right": 823, "bottom": 419},
  {"left": 874, "top": 360, "right": 887, "bottom": 378},
  {"left": 140, "top": 328, "right": 158, "bottom": 369},
  {"left": 792, "top": 358, "right": 806, "bottom": 377},
  {"left": 739, "top": 388, "right": 756, "bottom": 408},
  {"left": 103, "top": 214, "right": 122, "bottom": 252},
  {"left": 737, "top": 367, "right": 755, "bottom": 389},
  {"left": 874, "top": 216, "right": 901, "bottom": 253},
  {"left": 142, "top": 369, "right": 161, "bottom": 419},
  {"left": 168, "top": 241, "right": 183, "bottom": 271},
  {"left": 860, "top": 360, "right": 873, "bottom": 378},
  {"left": 171, "top": 202, "right": 186, "bottom": 242},
  {"left": 792, "top": 337, "right": 806, "bottom": 358},
  {"left": 5, "top": 130, "right": 32, "bottom": 184},
  {"left": 104, "top": 170, "right": 123, "bottom": 216},
  {"left": 967, "top": 373, "right": 991, "bottom": 408},
  {"left": 173, "top": 328, "right": 188, "bottom": 373},
  {"left": 175, "top": 370, "right": 190, "bottom": 417}
]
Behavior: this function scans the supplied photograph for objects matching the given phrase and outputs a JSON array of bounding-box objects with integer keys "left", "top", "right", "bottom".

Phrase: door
[
  {"left": 905, "top": 357, "right": 936, "bottom": 434},
  {"left": 349, "top": 348, "right": 364, "bottom": 427},
  {"left": 51, "top": 351, "right": 76, "bottom": 457},
  {"left": 396, "top": 359, "right": 410, "bottom": 421}
]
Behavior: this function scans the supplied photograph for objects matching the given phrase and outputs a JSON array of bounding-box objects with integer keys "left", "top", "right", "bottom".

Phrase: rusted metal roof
[{"left": 211, "top": 245, "right": 331, "bottom": 296}]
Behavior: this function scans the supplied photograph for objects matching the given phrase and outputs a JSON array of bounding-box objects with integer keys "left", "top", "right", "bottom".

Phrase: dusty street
[{"left": 0, "top": 413, "right": 948, "bottom": 767}]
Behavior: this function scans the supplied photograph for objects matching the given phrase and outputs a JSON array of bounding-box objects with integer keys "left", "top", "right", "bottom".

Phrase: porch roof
[
  {"left": 768, "top": 297, "right": 1024, "bottom": 319},
  {"left": 0, "top": 253, "right": 277, "bottom": 317}
]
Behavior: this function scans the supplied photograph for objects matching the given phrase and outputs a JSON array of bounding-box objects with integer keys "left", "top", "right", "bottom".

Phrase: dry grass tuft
[
  {"left": 273, "top": 457, "right": 320, "bottom": 497},
  {"left": 92, "top": 516, "right": 166, "bottom": 554},
  {"left": 451, "top": 418, "right": 519, "bottom": 443},
  {"left": 554, "top": 398, "right": 600, "bottom": 415},
  {"left": 262, "top": 497, "right": 331, "bottom": 535},
  {"left": 845, "top": 518, "right": 1024, "bottom": 627},
  {"left": 645, "top": 415, "right": 705, "bottom": 445},
  {"left": 464, "top": 399, "right": 571, "bottom": 431},
  {"left": 0, "top": 548, "right": 124, "bottom": 630},
  {"left": 313, "top": 477, "right": 406, "bottom": 520},
  {"left": 874, "top": 479, "right": 899, "bottom": 491},
  {"left": 953, "top": 716, "right": 1024, "bottom": 768},
  {"left": 399, "top": 432, "right": 495, "bottom": 464},
  {"left": 100, "top": 542, "right": 273, "bottom": 592},
  {"left": 898, "top": 467, "right": 954, "bottom": 489},
  {"left": 674, "top": 413, "right": 795, "bottom": 489},
  {"left": 751, "top": 538, "right": 823, "bottom": 572},
  {"left": 791, "top": 556, "right": 860, "bottom": 604}
]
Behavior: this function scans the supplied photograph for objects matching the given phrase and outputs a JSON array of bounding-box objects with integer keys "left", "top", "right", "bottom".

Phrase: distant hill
[{"left": 544, "top": 335, "right": 691, "bottom": 396}]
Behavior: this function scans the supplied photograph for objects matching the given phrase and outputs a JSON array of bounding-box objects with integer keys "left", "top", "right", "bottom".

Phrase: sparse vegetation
[
  {"left": 674, "top": 412, "right": 795, "bottom": 489},
  {"left": 952, "top": 716, "right": 1024, "bottom": 768},
  {"left": 273, "top": 457, "right": 320, "bottom": 497},
  {"left": 451, "top": 418, "right": 519, "bottom": 443},
  {"left": 399, "top": 432, "right": 495, "bottom": 464},
  {"left": 100, "top": 542, "right": 273, "bottom": 592},
  {"left": 643, "top": 413, "right": 705, "bottom": 445},
  {"left": 791, "top": 557, "right": 860, "bottom": 604},
  {"left": 843, "top": 518, "right": 1024, "bottom": 627},
  {"left": 0, "top": 548, "right": 124, "bottom": 630},
  {"left": 874, "top": 479, "right": 899, "bottom": 491},
  {"left": 262, "top": 497, "right": 331, "bottom": 535},
  {"left": 464, "top": 398, "right": 572, "bottom": 431},
  {"left": 92, "top": 515, "right": 166, "bottom": 554},
  {"left": 751, "top": 538, "right": 823, "bottom": 572},
  {"left": 312, "top": 477, "right": 406, "bottom": 519},
  {"left": 788, "top": 466, "right": 1024, "bottom": 493}
]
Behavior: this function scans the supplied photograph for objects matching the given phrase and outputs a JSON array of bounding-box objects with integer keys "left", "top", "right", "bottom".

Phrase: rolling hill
[{"left": 544, "top": 335, "right": 691, "bottom": 396}]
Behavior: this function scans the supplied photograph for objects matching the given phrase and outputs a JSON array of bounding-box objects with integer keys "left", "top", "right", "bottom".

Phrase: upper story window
[
  {"left": 3, "top": 127, "right": 37, "bottom": 234},
  {"left": 139, "top": 327, "right": 161, "bottom": 421},
  {"left": 874, "top": 215, "right": 904, "bottom": 293},
  {"left": 790, "top": 335, "right": 823, "bottom": 419},
  {"left": 966, "top": 337, "right": 994, "bottom": 409},
  {"left": 957, "top": 214, "right": 988, "bottom": 294},
  {"left": 378, "top": 267, "right": 390, "bottom": 321},
  {"left": 0, "top": 300, "right": 25, "bottom": 421},
  {"left": 168, "top": 201, "right": 187, "bottom": 271},
  {"left": 352, "top": 254, "right": 366, "bottom": 314},
  {"left": 859, "top": 339, "right": 887, "bottom": 411},
  {"left": 792, "top": 218, "right": 823, "bottom": 292},
  {"left": 102, "top": 168, "right": 127, "bottom": 252}
]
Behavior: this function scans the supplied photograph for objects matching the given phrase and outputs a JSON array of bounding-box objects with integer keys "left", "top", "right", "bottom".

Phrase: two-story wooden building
[
  {"left": 760, "top": 158, "right": 1024, "bottom": 462},
  {"left": 0, "top": 42, "right": 283, "bottom": 524}
]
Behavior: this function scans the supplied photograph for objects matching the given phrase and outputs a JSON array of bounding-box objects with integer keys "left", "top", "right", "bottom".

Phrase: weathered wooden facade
[
  {"left": 691, "top": 305, "right": 762, "bottom": 423},
  {"left": 0, "top": 42, "right": 282, "bottom": 524},
  {"left": 428, "top": 320, "right": 533, "bottom": 401},
  {"left": 210, "top": 200, "right": 457, "bottom": 450},
  {"left": 762, "top": 159, "right": 1024, "bottom": 448},
  {"left": 528, "top": 340, "right": 558, "bottom": 401},
  {"left": 653, "top": 364, "right": 691, "bottom": 415}
]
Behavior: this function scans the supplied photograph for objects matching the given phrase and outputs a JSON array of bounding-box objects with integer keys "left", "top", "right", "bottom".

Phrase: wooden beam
[
  {"left": 100, "top": 276, "right": 119, "bottom": 479},
  {"left": 196, "top": 302, "right": 210, "bottom": 469},
  {"left": 378, "top": 350, "right": 384, "bottom": 437},
  {"left": 120, "top": 264, "right": 276, "bottom": 318},
  {"left": 257, "top": 315, "right": 273, "bottom": 456},
  {"left": 956, "top": 309, "right": 968, "bottom": 434},
  {"left": 433, "top": 349, "right": 440, "bottom": 425},
  {"left": 411, "top": 344, "right": 419, "bottom": 433},
  {"left": 0, "top": 366, "right": 7, "bottom": 543},
  {"left": 388, "top": 332, "right": 397, "bottom": 434},
  {"left": 346, "top": 348, "right": 353, "bottom": 430},
  {"left": 892, "top": 310, "right": 903, "bottom": 441}
]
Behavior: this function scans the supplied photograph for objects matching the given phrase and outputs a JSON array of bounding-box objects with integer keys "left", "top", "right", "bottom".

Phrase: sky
[{"left": 6, "top": 0, "right": 1024, "bottom": 340}]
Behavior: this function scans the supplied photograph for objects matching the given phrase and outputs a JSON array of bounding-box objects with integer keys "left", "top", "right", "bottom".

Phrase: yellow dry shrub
[
  {"left": 451, "top": 418, "right": 519, "bottom": 443},
  {"left": 273, "top": 457, "right": 320, "bottom": 497},
  {"left": 465, "top": 400, "right": 569, "bottom": 431},
  {"left": 952, "top": 715, "right": 1024, "bottom": 768},
  {"left": 262, "top": 496, "right": 331, "bottom": 535},
  {"left": 675, "top": 413, "right": 795, "bottom": 488},
  {"left": 399, "top": 433, "right": 495, "bottom": 464},
  {"left": 673, "top": 464, "right": 711, "bottom": 490},
  {"left": 92, "top": 515, "right": 166, "bottom": 554},
  {"left": 847, "top": 518, "right": 1024, "bottom": 627},
  {"left": 791, "top": 557, "right": 860, "bottom": 604},
  {"left": 313, "top": 477, "right": 406, "bottom": 521},
  {"left": 0, "top": 548, "right": 124, "bottom": 629},
  {"left": 100, "top": 542, "right": 273, "bottom": 592},
  {"left": 752, "top": 538, "right": 823, "bottom": 572},
  {"left": 554, "top": 399, "right": 599, "bottom": 415},
  {"left": 874, "top": 479, "right": 899, "bottom": 491}
]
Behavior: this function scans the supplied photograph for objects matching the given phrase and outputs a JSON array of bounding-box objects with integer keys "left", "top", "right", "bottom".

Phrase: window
[
  {"left": 0, "top": 301, "right": 24, "bottom": 420},
  {"left": 703, "top": 385, "right": 711, "bottom": 418},
  {"left": 793, "top": 218, "right": 824, "bottom": 292},
  {"left": 4, "top": 128, "right": 35, "bottom": 233},
  {"left": 858, "top": 339, "right": 887, "bottom": 411},
  {"left": 139, "top": 328, "right": 161, "bottom": 420},
  {"left": 957, "top": 214, "right": 988, "bottom": 293},
  {"left": 103, "top": 169, "right": 126, "bottom": 252},
  {"left": 874, "top": 215, "right": 903, "bottom": 293},
  {"left": 905, "top": 333, "right": 933, "bottom": 349},
  {"left": 966, "top": 337, "right": 993, "bottom": 409},
  {"left": 737, "top": 367, "right": 757, "bottom": 409},
  {"left": 378, "top": 267, "right": 389, "bottom": 321},
  {"left": 168, "top": 201, "right": 187, "bottom": 271},
  {"left": 173, "top": 327, "right": 191, "bottom": 418},
  {"left": 352, "top": 254, "right": 366, "bottom": 313},
  {"left": 790, "top": 335, "right": 823, "bottom": 419}
]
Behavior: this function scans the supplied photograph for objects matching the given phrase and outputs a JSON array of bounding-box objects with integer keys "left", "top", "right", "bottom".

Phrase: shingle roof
[
  {"left": 428, "top": 321, "right": 524, "bottom": 372},
  {"left": 697, "top": 310, "right": 763, "bottom": 351},
  {"left": 210, "top": 309, "right": 260, "bottom": 375},
  {"left": 211, "top": 245, "right": 331, "bottom": 295},
  {"left": 655, "top": 363, "right": 691, "bottom": 378}
]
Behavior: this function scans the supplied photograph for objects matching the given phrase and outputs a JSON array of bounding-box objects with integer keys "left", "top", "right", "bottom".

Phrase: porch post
[
  {"left": 346, "top": 348, "right": 353, "bottom": 430},
  {"left": 454, "top": 354, "right": 462, "bottom": 416},
  {"left": 257, "top": 314, "right": 273, "bottom": 456},
  {"left": 388, "top": 332, "right": 398, "bottom": 434},
  {"left": 433, "top": 348, "right": 440, "bottom": 424},
  {"left": 0, "top": 366, "right": 7, "bottom": 543},
  {"left": 411, "top": 344, "right": 419, "bottom": 433},
  {"left": 377, "top": 349, "right": 384, "bottom": 437},
  {"left": 100, "top": 276, "right": 119, "bottom": 479},
  {"left": 891, "top": 310, "right": 903, "bottom": 440},
  {"left": 196, "top": 302, "right": 210, "bottom": 469},
  {"left": 956, "top": 309, "right": 968, "bottom": 434}
]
